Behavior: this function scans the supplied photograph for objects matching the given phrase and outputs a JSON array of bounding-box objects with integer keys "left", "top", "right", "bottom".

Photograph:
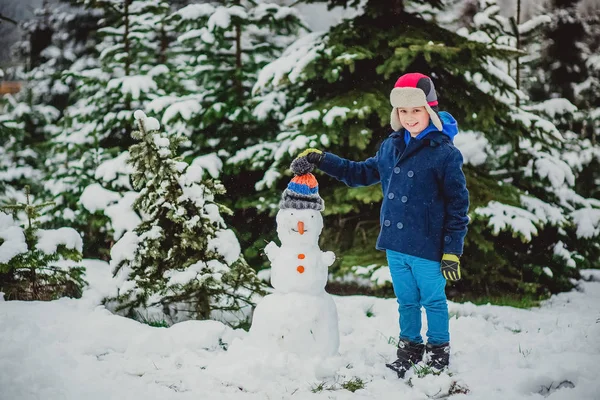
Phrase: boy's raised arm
[{"left": 317, "top": 151, "right": 381, "bottom": 188}]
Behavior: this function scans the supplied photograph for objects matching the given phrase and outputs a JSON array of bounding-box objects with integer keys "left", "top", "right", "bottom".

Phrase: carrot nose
[{"left": 297, "top": 221, "right": 304, "bottom": 235}]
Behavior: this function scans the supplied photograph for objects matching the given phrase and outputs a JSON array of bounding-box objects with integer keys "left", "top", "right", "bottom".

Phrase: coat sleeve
[
  {"left": 440, "top": 148, "right": 470, "bottom": 255},
  {"left": 317, "top": 150, "right": 380, "bottom": 188}
]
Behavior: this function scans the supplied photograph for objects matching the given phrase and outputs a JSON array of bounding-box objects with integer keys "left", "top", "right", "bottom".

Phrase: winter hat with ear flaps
[
  {"left": 390, "top": 72, "right": 443, "bottom": 132},
  {"left": 279, "top": 156, "right": 325, "bottom": 211}
]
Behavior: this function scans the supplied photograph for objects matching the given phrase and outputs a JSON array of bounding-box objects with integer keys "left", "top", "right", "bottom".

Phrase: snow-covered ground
[{"left": 1, "top": 261, "right": 599, "bottom": 400}]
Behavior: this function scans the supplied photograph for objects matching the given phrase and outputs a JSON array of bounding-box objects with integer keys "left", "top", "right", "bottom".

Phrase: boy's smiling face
[{"left": 397, "top": 106, "right": 430, "bottom": 136}]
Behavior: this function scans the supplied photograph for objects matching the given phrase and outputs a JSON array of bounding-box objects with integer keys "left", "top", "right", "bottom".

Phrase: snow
[
  {"left": 518, "top": 14, "right": 552, "bottom": 34},
  {"left": 323, "top": 106, "right": 351, "bottom": 126},
  {"left": 104, "top": 192, "right": 141, "bottom": 240},
  {"left": 110, "top": 231, "right": 140, "bottom": 286},
  {"left": 94, "top": 151, "right": 134, "bottom": 189},
  {"left": 533, "top": 155, "right": 575, "bottom": 188},
  {"left": 164, "top": 260, "right": 207, "bottom": 287},
  {"left": 553, "top": 242, "right": 577, "bottom": 268},
  {"left": 175, "top": 4, "right": 215, "bottom": 20},
  {"left": 80, "top": 183, "right": 121, "bottom": 213},
  {"left": 207, "top": 229, "right": 240, "bottom": 266},
  {"left": 253, "top": 32, "right": 326, "bottom": 92},
  {"left": 161, "top": 99, "right": 202, "bottom": 123},
  {"left": 0, "top": 212, "right": 28, "bottom": 263},
  {"left": 570, "top": 208, "right": 600, "bottom": 239},
  {"left": 474, "top": 201, "right": 540, "bottom": 241},
  {"left": 453, "top": 130, "right": 489, "bottom": 166},
  {"left": 542, "top": 267, "right": 554, "bottom": 277},
  {"left": 107, "top": 75, "right": 157, "bottom": 101},
  {"left": 191, "top": 153, "right": 223, "bottom": 179},
  {"left": 524, "top": 98, "right": 578, "bottom": 119},
  {"left": 1, "top": 262, "right": 600, "bottom": 399},
  {"left": 36, "top": 227, "right": 83, "bottom": 254},
  {"left": 520, "top": 195, "right": 566, "bottom": 226}
]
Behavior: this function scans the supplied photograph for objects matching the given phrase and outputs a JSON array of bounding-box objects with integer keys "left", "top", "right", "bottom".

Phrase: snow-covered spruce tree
[
  {"left": 45, "top": 0, "right": 172, "bottom": 258},
  {"left": 149, "top": 2, "right": 305, "bottom": 261},
  {"left": 0, "top": 186, "right": 85, "bottom": 301},
  {"left": 466, "top": 0, "right": 600, "bottom": 274},
  {"left": 0, "top": 1, "right": 101, "bottom": 203},
  {"left": 244, "top": 0, "right": 599, "bottom": 296},
  {"left": 108, "top": 111, "right": 264, "bottom": 324},
  {"left": 10, "top": 1, "right": 101, "bottom": 114},
  {"left": 572, "top": 6, "right": 600, "bottom": 200},
  {"left": 527, "top": 0, "right": 588, "bottom": 103}
]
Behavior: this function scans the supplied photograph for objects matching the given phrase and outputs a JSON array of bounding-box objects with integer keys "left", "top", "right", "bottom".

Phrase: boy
[{"left": 296, "top": 72, "right": 469, "bottom": 378}]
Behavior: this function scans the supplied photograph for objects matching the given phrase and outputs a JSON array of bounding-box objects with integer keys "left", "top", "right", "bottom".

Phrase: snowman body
[
  {"left": 270, "top": 243, "right": 327, "bottom": 295},
  {"left": 249, "top": 208, "right": 340, "bottom": 357}
]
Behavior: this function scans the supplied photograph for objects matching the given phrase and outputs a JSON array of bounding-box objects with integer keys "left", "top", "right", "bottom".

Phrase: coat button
[
  {"left": 394, "top": 167, "right": 400, "bottom": 174},
  {"left": 397, "top": 222, "right": 403, "bottom": 229},
  {"left": 384, "top": 220, "right": 391, "bottom": 227},
  {"left": 388, "top": 193, "right": 395, "bottom": 200},
  {"left": 407, "top": 171, "right": 414, "bottom": 177},
  {"left": 444, "top": 235, "right": 452, "bottom": 243},
  {"left": 401, "top": 196, "right": 408, "bottom": 203}
]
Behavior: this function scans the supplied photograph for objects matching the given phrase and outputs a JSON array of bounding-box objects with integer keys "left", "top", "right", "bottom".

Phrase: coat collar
[{"left": 390, "top": 130, "right": 450, "bottom": 165}]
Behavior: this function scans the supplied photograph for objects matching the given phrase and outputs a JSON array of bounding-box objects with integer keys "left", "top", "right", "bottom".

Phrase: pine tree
[
  {"left": 0, "top": 1, "right": 101, "bottom": 199},
  {"left": 528, "top": 0, "right": 587, "bottom": 103},
  {"left": 108, "top": 111, "right": 264, "bottom": 324},
  {"left": 244, "top": 0, "right": 599, "bottom": 296},
  {"left": 572, "top": 6, "right": 600, "bottom": 199},
  {"left": 0, "top": 186, "right": 86, "bottom": 301},
  {"left": 45, "top": 0, "right": 172, "bottom": 258},
  {"left": 150, "top": 2, "right": 306, "bottom": 262}
]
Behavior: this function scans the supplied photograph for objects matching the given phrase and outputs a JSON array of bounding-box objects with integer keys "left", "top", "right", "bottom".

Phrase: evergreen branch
[{"left": 0, "top": 13, "right": 18, "bottom": 25}]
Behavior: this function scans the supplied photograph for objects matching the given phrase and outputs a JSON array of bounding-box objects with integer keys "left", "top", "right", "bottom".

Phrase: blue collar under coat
[{"left": 400, "top": 111, "right": 459, "bottom": 145}]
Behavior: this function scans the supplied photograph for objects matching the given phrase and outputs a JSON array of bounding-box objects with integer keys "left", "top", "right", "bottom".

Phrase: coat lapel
[{"left": 397, "top": 138, "right": 427, "bottom": 165}]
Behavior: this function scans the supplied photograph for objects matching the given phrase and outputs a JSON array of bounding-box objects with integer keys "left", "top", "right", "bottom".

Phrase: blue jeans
[{"left": 386, "top": 250, "right": 449, "bottom": 345}]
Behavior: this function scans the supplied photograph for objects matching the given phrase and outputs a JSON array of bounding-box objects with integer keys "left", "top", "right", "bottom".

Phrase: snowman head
[
  {"left": 276, "top": 208, "right": 323, "bottom": 246},
  {"left": 276, "top": 159, "right": 325, "bottom": 245}
]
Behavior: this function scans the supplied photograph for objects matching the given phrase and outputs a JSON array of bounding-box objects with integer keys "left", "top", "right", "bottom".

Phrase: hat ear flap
[
  {"left": 425, "top": 104, "right": 443, "bottom": 131},
  {"left": 390, "top": 108, "right": 402, "bottom": 131}
]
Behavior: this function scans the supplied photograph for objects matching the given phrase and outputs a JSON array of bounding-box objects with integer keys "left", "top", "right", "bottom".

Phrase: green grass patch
[
  {"left": 341, "top": 377, "right": 365, "bottom": 392},
  {"left": 450, "top": 293, "right": 545, "bottom": 309},
  {"left": 412, "top": 363, "right": 443, "bottom": 379},
  {"left": 310, "top": 381, "right": 336, "bottom": 393},
  {"left": 311, "top": 377, "right": 366, "bottom": 393},
  {"left": 136, "top": 312, "right": 169, "bottom": 328}
]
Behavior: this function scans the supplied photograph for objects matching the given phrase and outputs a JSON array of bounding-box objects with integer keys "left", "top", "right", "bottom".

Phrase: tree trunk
[
  {"left": 124, "top": 0, "right": 131, "bottom": 76},
  {"left": 235, "top": 22, "right": 243, "bottom": 100}
]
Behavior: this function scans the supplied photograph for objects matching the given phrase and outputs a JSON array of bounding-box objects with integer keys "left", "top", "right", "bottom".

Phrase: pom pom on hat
[
  {"left": 279, "top": 160, "right": 324, "bottom": 211},
  {"left": 290, "top": 156, "right": 315, "bottom": 176},
  {"left": 390, "top": 72, "right": 443, "bottom": 132}
]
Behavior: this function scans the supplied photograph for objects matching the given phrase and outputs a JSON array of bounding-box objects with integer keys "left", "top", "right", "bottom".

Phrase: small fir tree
[
  {"left": 108, "top": 111, "right": 264, "bottom": 324},
  {"left": 0, "top": 186, "right": 86, "bottom": 301}
]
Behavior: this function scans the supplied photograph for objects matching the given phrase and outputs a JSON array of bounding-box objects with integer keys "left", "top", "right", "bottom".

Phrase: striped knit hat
[{"left": 279, "top": 157, "right": 325, "bottom": 211}]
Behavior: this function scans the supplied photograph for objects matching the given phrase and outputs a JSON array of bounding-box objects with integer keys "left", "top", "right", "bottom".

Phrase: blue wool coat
[{"left": 318, "top": 111, "right": 469, "bottom": 262}]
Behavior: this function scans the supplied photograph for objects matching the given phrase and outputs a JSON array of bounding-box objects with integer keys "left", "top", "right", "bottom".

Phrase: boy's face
[{"left": 397, "top": 106, "right": 430, "bottom": 136}]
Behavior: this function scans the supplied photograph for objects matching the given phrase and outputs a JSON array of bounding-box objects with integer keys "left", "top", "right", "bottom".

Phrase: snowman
[{"left": 249, "top": 157, "right": 340, "bottom": 358}]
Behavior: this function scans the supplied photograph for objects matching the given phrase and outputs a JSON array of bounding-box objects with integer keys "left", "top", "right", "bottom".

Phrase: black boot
[
  {"left": 425, "top": 342, "right": 450, "bottom": 371},
  {"left": 385, "top": 339, "right": 425, "bottom": 378}
]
